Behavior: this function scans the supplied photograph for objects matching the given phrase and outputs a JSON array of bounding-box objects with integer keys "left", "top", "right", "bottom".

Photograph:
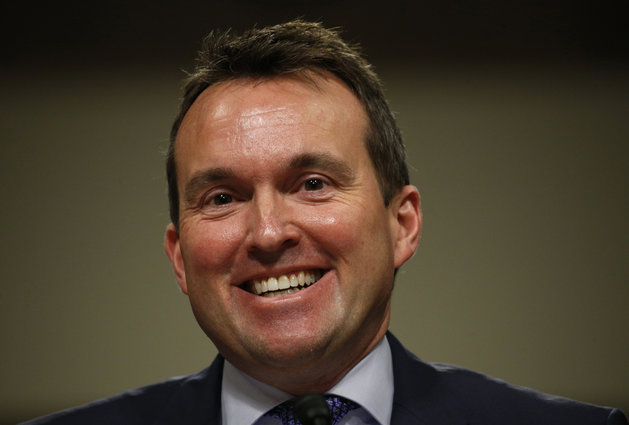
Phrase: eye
[
  {"left": 303, "top": 178, "right": 326, "bottom": 191},
  {"left": 206, "top": 193, "right": 233, "bottom": 206}
]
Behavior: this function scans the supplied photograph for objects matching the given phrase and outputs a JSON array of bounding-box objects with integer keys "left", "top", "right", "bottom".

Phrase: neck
[{"left": 231, "top": 326, "right": 388, "bottom": 395}]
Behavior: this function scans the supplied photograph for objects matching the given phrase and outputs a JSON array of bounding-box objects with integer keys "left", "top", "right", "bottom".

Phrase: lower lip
[
  {"left": 260, "top": 287, "right": 306, "bottom": 297},
  {"left": 232, "top": 270, "right": 336, "bottom": 336}
]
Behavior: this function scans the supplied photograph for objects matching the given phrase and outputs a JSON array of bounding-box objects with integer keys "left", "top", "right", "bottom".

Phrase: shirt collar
[{"left": 221, "top": 335, "right": 394, "bottom": 425}]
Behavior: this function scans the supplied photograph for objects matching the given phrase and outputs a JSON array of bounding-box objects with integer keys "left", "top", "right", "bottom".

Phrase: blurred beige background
[{"left": 2, "top": 2, "right": 628, "bottom": 423}]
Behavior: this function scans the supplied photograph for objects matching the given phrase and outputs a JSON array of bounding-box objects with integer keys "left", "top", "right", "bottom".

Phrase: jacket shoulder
[
  {"left": 386, "top": 332, "right": 627, "bottom": 425},
  {"left": 431, "top": 362, "right": 627, "bottom": 424},
  {"left": 20, "top": 362, "right": 222, "bottom": 425}
]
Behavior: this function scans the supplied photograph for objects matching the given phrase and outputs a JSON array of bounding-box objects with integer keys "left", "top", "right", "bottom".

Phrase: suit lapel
[
  {"left": 388, "top": 332, "right": 468, "bottom": 425},
  {"left": 152, "top": 355, "right": 224, "bottom": 425}
]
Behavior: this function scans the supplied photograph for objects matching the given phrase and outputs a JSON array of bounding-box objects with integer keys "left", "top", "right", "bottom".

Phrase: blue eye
[{"left": 304, "top": 178, "right": 325, "bottom": 191}]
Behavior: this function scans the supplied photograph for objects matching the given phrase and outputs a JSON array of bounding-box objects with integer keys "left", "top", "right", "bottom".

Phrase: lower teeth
[{"left": 262, "top": 287, "right": 303, "bottom": 297}]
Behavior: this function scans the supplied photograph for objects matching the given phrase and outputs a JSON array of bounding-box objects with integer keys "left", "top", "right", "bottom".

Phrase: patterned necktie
[{"left": 266, "top": 394, "right": 359, "bottom": 425}]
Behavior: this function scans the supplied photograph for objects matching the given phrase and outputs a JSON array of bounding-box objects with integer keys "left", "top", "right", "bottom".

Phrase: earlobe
[
  {"left": 391, "top": 185, "right": 422, "bottom": 269},
  {"left": 164, "top": 223, "right": 189, "bottom": 294}
]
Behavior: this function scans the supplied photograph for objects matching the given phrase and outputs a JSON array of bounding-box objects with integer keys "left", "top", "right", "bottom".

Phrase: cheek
[
  {"left": 303, "top": 204, "right": 387, "bottom": 257},
  {"left": 183, "top": 219, "right": 246, "bottom": 272},
  {"left": 302, "top": 209, "right": 361, "bottom": 252}
]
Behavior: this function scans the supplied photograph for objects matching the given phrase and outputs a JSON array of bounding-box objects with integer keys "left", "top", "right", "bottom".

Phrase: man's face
[{"left": 165, "top": 73, "right": 420, "bottom": 393}]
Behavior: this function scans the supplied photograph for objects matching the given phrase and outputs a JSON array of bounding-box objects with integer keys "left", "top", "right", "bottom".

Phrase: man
[{"left": 23, "top": 20, "right": 627, "bottom": 425}]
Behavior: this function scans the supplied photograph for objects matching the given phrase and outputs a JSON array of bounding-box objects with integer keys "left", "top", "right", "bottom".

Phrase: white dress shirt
[{"left": 221, "top": 335, "right": 394, "bottom": 425}]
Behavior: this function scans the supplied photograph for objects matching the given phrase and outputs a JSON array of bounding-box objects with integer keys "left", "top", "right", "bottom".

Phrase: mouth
[{"left": 244, "top": 269, "right": 323, "bottom": 297}]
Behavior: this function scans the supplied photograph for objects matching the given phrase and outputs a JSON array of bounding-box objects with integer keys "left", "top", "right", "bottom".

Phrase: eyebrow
[
  {"left": 182, "top": 152, "right": 355, "bottom": 206},
  {"left": 288, "top": 152, "right": 355, "bottom": 182},
  {"left": 183, "top": 167, "right": 235, "bottom": 207}
]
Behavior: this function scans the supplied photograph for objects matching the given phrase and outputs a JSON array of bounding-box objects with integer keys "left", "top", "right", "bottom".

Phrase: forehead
[{"left": 175, "top": 74, "right": 369, "bottom": 166}]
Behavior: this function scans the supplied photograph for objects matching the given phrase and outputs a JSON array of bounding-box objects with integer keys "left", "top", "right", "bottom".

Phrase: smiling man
[
  {"left": 23, "top": 20, "right": 627, "bottom": 425},
  {"left": 164, "top": 74, "right": 417, "bottom": 398}
]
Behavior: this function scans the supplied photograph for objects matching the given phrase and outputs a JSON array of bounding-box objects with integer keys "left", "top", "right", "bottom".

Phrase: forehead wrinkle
[
  {"left": 239, "top": 105, "right": 289, "bottom": 118},
  {"left": 235, "top": 105, "right": 298, "bottom": 134}
]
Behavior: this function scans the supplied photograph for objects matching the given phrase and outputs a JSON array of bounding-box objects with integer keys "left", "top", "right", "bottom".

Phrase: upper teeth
[{"left": 253, "top": 270, "right": 321, "bottom": 296}]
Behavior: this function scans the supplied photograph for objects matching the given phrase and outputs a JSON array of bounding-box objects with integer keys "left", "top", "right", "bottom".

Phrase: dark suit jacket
[{"left": 23, "top": 332, "right": 627, "bottom": 425}]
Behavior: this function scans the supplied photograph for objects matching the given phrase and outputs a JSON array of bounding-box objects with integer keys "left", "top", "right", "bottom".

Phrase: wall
[{"left": 2, "top": 2, "right": 627, "bottom": 422}]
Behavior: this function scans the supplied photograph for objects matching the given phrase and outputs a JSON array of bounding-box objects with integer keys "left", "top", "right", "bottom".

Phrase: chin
[{"left": 246, "top": 329, "right": 335, "bottom": 369}]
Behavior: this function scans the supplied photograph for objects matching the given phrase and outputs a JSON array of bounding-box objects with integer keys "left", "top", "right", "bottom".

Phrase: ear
[
  {"left": 389, "top": 185, "right": 422, "bottom": 269},
  {"left": 164, "top": 223, "right": 189, "bottom": 294}
]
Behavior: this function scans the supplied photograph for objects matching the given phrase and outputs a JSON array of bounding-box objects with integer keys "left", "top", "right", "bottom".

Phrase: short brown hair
[{"left": 167, "top": 20, "right": 408, "bottom": 228}]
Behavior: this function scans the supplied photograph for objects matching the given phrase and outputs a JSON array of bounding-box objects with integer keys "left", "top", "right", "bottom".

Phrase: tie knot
[{"left": 265, "top": 394, "right": 359, "bottom": 425}]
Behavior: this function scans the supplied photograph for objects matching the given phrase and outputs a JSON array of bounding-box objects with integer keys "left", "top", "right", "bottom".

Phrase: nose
[{"left": 245, "top": 190, "right": 300, "bottom": 261}]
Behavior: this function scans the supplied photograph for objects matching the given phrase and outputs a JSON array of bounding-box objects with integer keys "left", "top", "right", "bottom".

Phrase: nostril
[
  {"left": 247, "top": 247, "right": 290, "bottom": 265},
  {"left": 246, "top": 224, "right": 301, "bottom": 258}
]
